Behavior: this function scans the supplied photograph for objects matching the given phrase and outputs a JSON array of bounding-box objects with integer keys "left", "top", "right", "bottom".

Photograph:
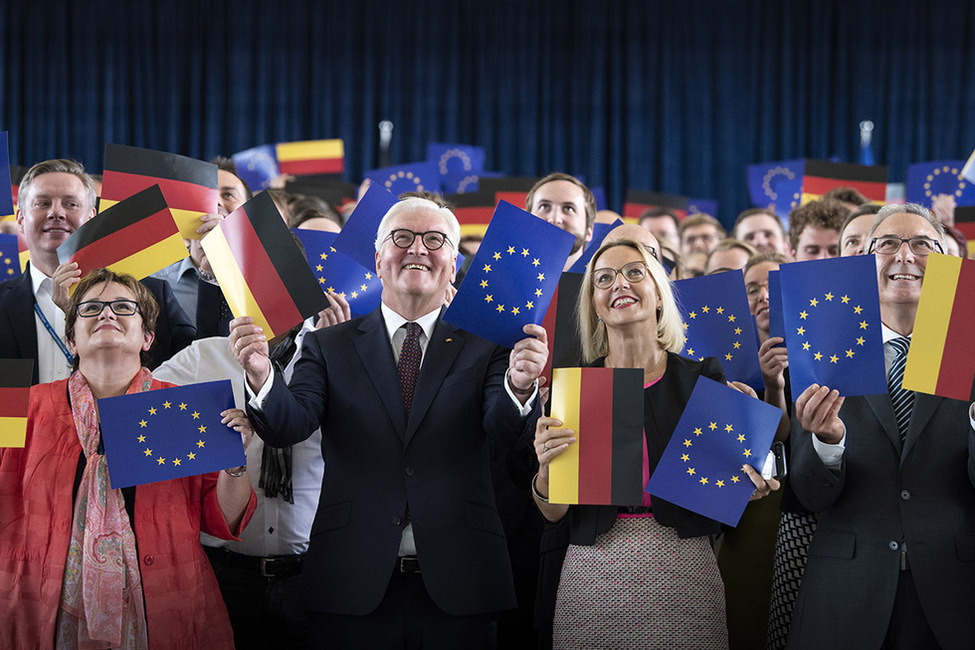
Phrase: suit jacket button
[
  {"left": 404, "top": 467, "right": 415, "bottom": 477},
  {"left": 144, "top": 555, "right": 155, "bottom": 566},
  {"left": 822, "top": 480, "right": 832, "bottom": 487},
  {"left": 391, "top": 516, "right": 402, "bottom": 526},
  {"left": 888, "top": 541, "right": 899, "bottom": 551},
  {"left": 900, "top": 490, "right": 911, "bottom": 500}
]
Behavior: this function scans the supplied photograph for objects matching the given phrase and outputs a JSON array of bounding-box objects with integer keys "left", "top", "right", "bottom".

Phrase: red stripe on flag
[
  {"left": 68, "top": 208, "right": 178, "bottom": 270},
  {"left": 0, "top": 386, "right": 29, "bottom": 418},
  {"left": 101, "top": 170, "right": 217, "bottom": 212},
  {"left": 622, "top": 202, "right": 687, "bottom": 220},
  {"left": 802, "top": 176, "right": 887, "bottom": 201},
  {"left": 453, "top": 206, "right": 494, "bottom": 226},
  {"left": 577, "top": 368, "right": 615, "bottom": 504},
  {"left": 495, "top": 191, "right": 528, "bottom": 210},
  {"left": 221, "top": 213, "right": 305, "bottom": 334},
  {"left": 278, "top": 158, "right": 344, "bottom": 175},
  {"left": 935, "top": 260, "right": 975, "bottom": 400}
]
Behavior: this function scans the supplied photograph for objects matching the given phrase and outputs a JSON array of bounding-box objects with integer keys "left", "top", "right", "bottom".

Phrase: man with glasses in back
[
  {"left": 787, "top": 203, "right": 975, "bottom": 648},
  {"left": 229, "top": 197, "right": 547, "bottom": 648}
]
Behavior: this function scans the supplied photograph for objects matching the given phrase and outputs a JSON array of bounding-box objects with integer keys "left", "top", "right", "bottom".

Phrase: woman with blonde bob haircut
[{"left": 533, "top": 239, "right": 778, "bottom": 649}]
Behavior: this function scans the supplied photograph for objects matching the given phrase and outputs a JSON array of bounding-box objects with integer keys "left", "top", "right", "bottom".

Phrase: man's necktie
[
  {"left": 887, "top": 336, "right": 913, "bottom": 441},
  {"left": 398, "top": 322, "right": 422, "bottom": 420}
]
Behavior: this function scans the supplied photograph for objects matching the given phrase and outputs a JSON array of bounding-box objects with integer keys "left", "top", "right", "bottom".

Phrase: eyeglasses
[
  {"left": 385, "top": 229, "right": 451, "bottom": 251},
  {"left": 867, "top": 236, "right": 943, "bottom": 257},
  {"left": 592, "top": 261, "right": 650, "bottom": 290},
  {"left": 642, "top": 244, "right": 659, "bottom": 262},
  {"left": 76, "top": 299, "right": 142, "bottom": 318},
  {"left": 745, "top": 281, "right": 769, "bottom": 298}
]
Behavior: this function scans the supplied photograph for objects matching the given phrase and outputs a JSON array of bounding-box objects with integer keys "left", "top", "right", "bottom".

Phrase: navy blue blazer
[
  {"left": 0, "top": 265, "right": 197, "bottom": 383},
  {"left": 247, "top": 307, "right": 539, "bottom": 617}
]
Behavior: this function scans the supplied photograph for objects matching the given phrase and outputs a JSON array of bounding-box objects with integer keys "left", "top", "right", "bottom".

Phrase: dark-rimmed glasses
[
  {"left": 385, "top": 229, "right": 450, "bottom": 251},
  {"left": 592, "top": 261, "right": 650, "bottom": 290},
  {"left": 76, "top": 299, "right": 142, "bottom": 318},
  {"left": 867, "top": 236, "right": 943, "bottom": 257}
]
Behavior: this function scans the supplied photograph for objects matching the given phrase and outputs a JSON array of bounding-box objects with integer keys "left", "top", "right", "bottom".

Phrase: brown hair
[{"left": 525, "top": 173, "right": 596, "bottom": 231}]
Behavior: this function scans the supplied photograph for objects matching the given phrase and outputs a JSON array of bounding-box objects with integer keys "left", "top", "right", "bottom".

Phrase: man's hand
[
  {"left": 759, "top": 337, "right": 788, "bottom": 390},
  {"left": 51, "top": 262, "right": 82, "bottom": 312},
  {"left": 316, "top": 292, "right": 352, "bottom": 329},
  {"left": 508, "top": 324, "right": 548, "bottom": 402},
  {"left": 229, "top": 316, "right": 271, "bottom": 391},
  {"left": 796, "top": 383, "right": 846, "bottom": 444},
  {"left": 195, "top": 213, "right": 224, "bottom": 237}
]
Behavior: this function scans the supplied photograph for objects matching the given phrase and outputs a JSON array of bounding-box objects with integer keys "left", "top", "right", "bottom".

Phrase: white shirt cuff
[
  {"left": 246, "top": 372, "right": 275, "bottom": 411},
  {"left": 812, "top": 428, "right": 846, "bottom": 471},
  {"left": 504, "top": 368, "right": 537, "bottom": 417}
]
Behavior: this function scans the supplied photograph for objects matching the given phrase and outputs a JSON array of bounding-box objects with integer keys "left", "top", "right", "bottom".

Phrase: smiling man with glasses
[{"left": 787, "top": 202, "right": 975, "bottom": 648}]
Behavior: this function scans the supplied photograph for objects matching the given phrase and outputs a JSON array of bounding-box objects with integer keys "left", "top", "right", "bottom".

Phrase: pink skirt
[{"left": 554, "top": 516, "right": 728, "bottom": 649}]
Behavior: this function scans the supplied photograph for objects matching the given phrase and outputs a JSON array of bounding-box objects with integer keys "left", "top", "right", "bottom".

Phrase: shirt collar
[
  {"left": 28, "top": 263, "right": 51, "bottom": 296},
  {"left": 881, "top": 322, "right": 911, "bottom": 344},
  {"left": 380, "top": 302, "right": 441, "bottom": 342}
]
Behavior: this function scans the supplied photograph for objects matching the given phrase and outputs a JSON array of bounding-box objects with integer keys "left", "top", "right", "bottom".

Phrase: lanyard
[{"left": 34, "top": 301, "right": 75, "bottom": 366}]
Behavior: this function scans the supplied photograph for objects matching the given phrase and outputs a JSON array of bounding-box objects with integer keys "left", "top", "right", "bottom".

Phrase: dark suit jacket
[
  {"left": 788, "top": 392, "right": 975, "bottom": 649},
  {"left": 0, "top": 266, "right": 197, "bottom": 383},
  {"left": 247, "top": 307, "right": 539, "bottom": 617}
]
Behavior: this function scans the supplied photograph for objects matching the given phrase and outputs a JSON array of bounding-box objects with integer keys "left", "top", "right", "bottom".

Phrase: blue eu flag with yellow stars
[
  {"left": 426, "top": 143, "right": 485, "bottom": 177},
  {"left": 673, "top": 271, "right": 763, "bottom": 391},
  {"left": 647, "top": 376, "right": 782, "bottom": 527},
  {"left": 363, "top": 162, "right": 442, "bottom": 200},
  {"left": 747, "top": 159, "right": 804, "bottom": 220},
  {"left": 332, "top": 182, "right": 398, "bottom": 270},
  {"left": 99, "top": 380, "right": 245, "bottom": 489},
  {"left": 905, "top": 160, "right": 975, "bottom": 208},
  {"left": 0, "top": 233, "right": 21, "bottom": 279},
  {"left": 566, "top": 218, "right": 623, "bottom": 274},
  {"left": 443, "top": 200, "right": 575, "bottom": 348},
  {"left": 0, "top": 131, "right": 14, "bottom": 219},
  {"left": 780, "top": 255, "right": 886, "bottom": 396},
  {"left": 293, "top": 229, "right": 382, "bottom": 318}
]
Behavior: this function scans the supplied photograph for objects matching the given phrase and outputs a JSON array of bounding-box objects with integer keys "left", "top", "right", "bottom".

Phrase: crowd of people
[{"left": 0, "top": 156, "right": 974, "bottom": 650}]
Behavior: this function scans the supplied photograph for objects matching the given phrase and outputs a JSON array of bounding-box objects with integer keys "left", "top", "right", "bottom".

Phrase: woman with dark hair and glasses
[
  {"left": 532, "top": 239, "right": 779, "bottom": 648},
  {"left": 0, "top": 268, "right": 256, "bottom": 649}
]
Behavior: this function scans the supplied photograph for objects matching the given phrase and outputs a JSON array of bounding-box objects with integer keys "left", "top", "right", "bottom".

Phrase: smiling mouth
[
  {"left": 403, "top": 264, "right": 429, "bottom": 271},
  {"left": 890, "top": 273, "right": 921, "bottom": 281},
  {"left": 611, "top": 297, "right": 636, "bottom": 308}
]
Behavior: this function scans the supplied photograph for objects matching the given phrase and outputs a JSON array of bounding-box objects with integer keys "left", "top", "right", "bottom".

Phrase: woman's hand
[
  {"left": 727, "top": 380, "right": 758, "bottom": 399},
  {"left": 758, "top": 337, "right": 788, "bottom": 390},
  {"left": 534, "top": 415, "right": 576, "bottom": 476},
  {"left": 221, "top": 408, "right": 254, "bottom": 450},
  {"left": 743, "top": 463, "right": 780, "bottom": 501},
  {"left": 52, "top": 262, "right": 82, "bottom": 312},
  {"left": 316, "top": 292, "right": 352, "bottom": 329}
]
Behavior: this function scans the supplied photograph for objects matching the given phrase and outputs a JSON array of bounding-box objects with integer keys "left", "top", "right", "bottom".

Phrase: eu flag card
[
  {"left": 292, "top": 229, "right": 382, "bottom": 318},
  {"left": 332, "top": 182, "right": 398, "bottom": 270}
]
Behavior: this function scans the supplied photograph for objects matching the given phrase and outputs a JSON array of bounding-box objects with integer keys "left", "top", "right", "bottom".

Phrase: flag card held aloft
[
  {"left": 99, "top": 380, "right": 243, "bottom": 488},
  {"left": 292, "top": 229, "right": 382, "bottom": 318},
  {"left": 0, "top": 359, "right": 33, "bottom": 448},
  {"left": 443, "top": 200, "right": 575, "bottom": 348},
  {"left": 331, "top": 182, "right": 398, "bottom": 270},
  {"left": 0, "top": 131, "right": 14, "bottom": 220},
  {"left": 101, "top": 143, "right": 218, "bottom": 240},
  {"left": 200, "top": 191, "right": 329, "bottom": 338},
  {"left": 57, "top": 185, "right": 187, "bottom": 284},
  {"left": 647, "top": 376, "right": 781, "bottom": 527},
  {"left": 0, "top": 233, "right": 21, "bottom": 280},
  {"left": 548, "top": 367, "right": 644, "bottom": 505},
  {"left": 903, "top": 254, "right": 975, "bottom": 401}
]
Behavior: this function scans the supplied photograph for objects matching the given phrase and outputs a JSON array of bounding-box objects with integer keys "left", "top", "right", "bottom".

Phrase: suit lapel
[
  {"left": 352, "top": 309, "right": 407, "bottom": 440},
  {"left": 1, "top": 270, "right": 41, "bottom": 382},
  {"left": 864, "top": 392, "right": 903, "bottom": 453},
  {"left": 901, "top": 392, "right": 942, "bottom": 462},
  {"left": 405, "top": 317, "right": 464, "bottom": 444}
]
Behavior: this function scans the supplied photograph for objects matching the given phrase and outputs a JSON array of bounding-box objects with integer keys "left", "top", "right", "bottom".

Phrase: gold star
[
  {"left": 480, "top": 280, "right": 488, "bottom": 288},
  {"left": 725, "top": 424, "right": 734, "bottom": 432},
  {"left": 316, "top": 264, "right": 323, "bottom": 272},
  {"left": 496, "top": 304, "right": 505, "bottom": 313},
  {"left": 144, "top": 448, "right": 152, "bottom": 457},
  {"left": 525, "top": 301, "right": 534, "bottom": 310},
  {"left": 683, "top": 439, "right": 693, "bottom": 447},
  {"left": 137, "top": 434, "right": 146, "bottom": 443},
  {"left": 163, "top": 401, "right": 171, "bottom": 409},
  {"left": 725, "top": 353, "right": 733, "bottom": 361},
  {"left": 351, "top": 291, "right": 358, "bottom": 299},
  {"left": 179, "top": 403, "right": 187, "bottom": 411},
  {"left": 737, "top": 434, "right": 745, "bottom": 442},
  {"left": 814, "top": 352, "right": 823, "bottom": 361},
  {"left": 365, "top": 273, "right": 372, "bottom": 279},
  {"left": 709, "top": 422, "right": 718, "bottom": 431},
  {"left": 198, "top": 425, "right": 206, "bottom": 433},
  {"left": 484, "top": 294, "right": 493, "bottom": 303},
  {"left": 716, "top": 480, "right": 725, "bottom": 487},
  {"left": 507, "top": 246, "right": 516, "bottom": 255},
  {"left": 157, "top": 457, "right": 166, "bottom": 465},
  {"left": 192, "top": 411, "right": 200, "bottom": 420},
  {"left": 716, "top": 307, "right": 724, "bottom": 314},
  {"left": 799, "top": 310, "right": 808, "bottom": 320},
  {"left": 859, "top": 321, "right": 869, "bottom": 330},
  {"left": 825, "top": 292, "right": 834, "bottom": 301},
  {"left": 493, "top": 251, "right": 501, "bottom": 260},
  {"left": 320, "top": 252, "right": 327, "bottom": 259},
  {"left": 687, "top": 348, "right": 695, "bottom": 356},
  {"left": 148, "top": 407, "right": 157, "bottom": 416},
  {"left": 731, "top": 475, "right": 740, "bottom": 483},
  {"left": 802, "top": 342, "right": 811, "bottom": 350},
  {"left": 841, "top": 295, "right": 850, "bottom": 304},
  {"left": 537, "top": 273, "right": 545, "bottom": 281},
  {"left": 173, "top": 458, "right": 182, "bottom": 466},
  {"left": 699, "top": 477, "right": 709, "bottom": 485},
  {"left": 728, "top": 314, "right": 736, "bottom": 322},
  {"left": 361, "top": 284, "right": 368, "bottom": 291},
  {"left": 139, "top": 419, "right": 148, "bottom": 428},
  {"left": 196, "top": 440, "right": 205, "bottom": 448},
  {"left": 522, "top": 248, "right": 530, "bottom": 256},
  {"left": 318, "top": 278, "right": 326, "bottom": 285},
  {"left": 535, "top": 288, "right": 543, "bottom": 297},
  {"left": 856, "top": 337, "right": 865, "bottom": 346},
  {"left": 483, "top": 264, "right": 492, "bottom": 273},
  {"left": 797, "top": 327, "right": 805, "bottom": 336},
  {"left": 846, "top": 349, "right": 855, "bottom": 358},
  {"left": 733, "top": 341, "right": 741, "bottom": 349},
  {"left": 830, "top": 355, "right": 838, "bottom": 363},
  {"left": 854, "top": 305, "right": 863, "bottom": 314},
  {"left": 810, "top": 298, "right": 819, "bottom": 307},
  {"left": 687, "top": 467, "right": 696, "bottom": 476},
  {"left": 693, "top": 427, "right": 703, "bottom": 436},
  {"left": 683, "top": 322, "right": 689, "bottom": 330},
  {"left": 511, "top": 307, "right": 520, "bottom": 315},
  {"left": 689, "top": 311, "right": 697, "bottom": 319},
  {"left": 187, "top": 452, "right": 196, "bottom": 460},
  {"left": 327, "top": 286, "right": 335, "bottom": 293},
  {"left": 681, "top": 453, "right": 690, "bottom": 461},
  {"left": 532, "top": 258, "right": 540, "bottom": 267},
  {"left": 734, "top": 327, "right": 742, "bottom": 335},
  {"left": 743, "top": 449, "right": 752, "bottom": 457},
  {"left": 702, "top": 305, "right": 710, "bottom": 313}
]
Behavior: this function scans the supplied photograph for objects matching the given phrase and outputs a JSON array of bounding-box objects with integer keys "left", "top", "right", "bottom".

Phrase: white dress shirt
[{"left": 30, "top": 267, "right": 73, "bottom": 384}]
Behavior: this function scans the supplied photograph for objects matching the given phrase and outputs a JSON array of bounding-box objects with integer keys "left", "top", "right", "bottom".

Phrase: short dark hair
[
  {"left": 638, "top": 207, "right": 680, "bottom": 229},
  {"left": 678, "top": 213, "right": 726, "bottom": 239},
  {"left": 823, "top": 186, "right": 869, "bottom": 206},
  {"left": 733, "top": 208, "right": 786, "bottom": 238},
  {"left": 788, "top": 199, "right": 848, "bottom": 251},
  {"left": 211, "top": 156, "right": 253, "bottom": 201},
  {"left": 526, "top": 173, "right": 596, "bottom": 230},
  {"left": 18, "top": 159, "right": 97, "bottom": 214},
  {"left": 838, "top": 203, "right": 882, "bottom": 242},
  {"left": 65, "top": 268, "right": 159, "bottom": 370}
]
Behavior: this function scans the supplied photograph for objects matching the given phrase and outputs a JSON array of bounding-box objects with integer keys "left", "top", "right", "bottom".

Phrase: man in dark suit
[
  {"left": 0, "top": 159, "right": 195, "bottom": 383},
  {"left": 230, "top": 196, "right": 547, "bottom": 648},
  {"left": 788, "top": 203, "right": 975, "bottom": 649}
]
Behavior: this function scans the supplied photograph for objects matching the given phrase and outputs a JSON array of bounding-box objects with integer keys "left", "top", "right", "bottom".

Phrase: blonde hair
[{"left": 578, "top": 239, "right": 685, "bottom": 363}]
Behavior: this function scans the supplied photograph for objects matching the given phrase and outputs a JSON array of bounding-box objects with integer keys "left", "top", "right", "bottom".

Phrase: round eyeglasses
[
  {"left": 385, "top": 229, "right": 450, "bottom": 251},
  {"left": 867, "top": 236, "right": 943, "bottom": 257},
  {"left": 592, "top": 261, "right": 650, "bottom": 290},
  {"left": 76, "top": 299, "right": 142, "bottom": 318}
]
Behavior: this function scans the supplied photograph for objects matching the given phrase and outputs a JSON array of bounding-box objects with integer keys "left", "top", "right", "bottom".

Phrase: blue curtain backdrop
[{"left": 1, "top": 0, "right": 974, "bottom": 225}]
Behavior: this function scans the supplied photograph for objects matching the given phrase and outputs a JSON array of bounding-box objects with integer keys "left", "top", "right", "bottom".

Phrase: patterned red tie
[{"left": 398, "top": 322, "right": 422, "bottom": 420}]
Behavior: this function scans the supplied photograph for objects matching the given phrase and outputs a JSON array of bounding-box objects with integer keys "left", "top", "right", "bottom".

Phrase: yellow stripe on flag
[
  {"left": 107, "top": 233, "right": 188, "bottom": 281},
  {"left": 459, "top": 224, "right": 488, "bottom": 238},
  {"left": 0, "top": 416, "right": 27, "bottom": 448},
  {"left": 199, "top": 226, "right": 274, "bottom": 335},
  {"left": 275, "top": 139, "right": 344, "bottom": 162},
  {"left": 19, "top": 249, "right": 29, "bottom": 272},
  {"left": 903, "top": 253, "right": 960, "bottom": 393},
  {"left": 549, "top": 367, "right": 581, "bottom": 504},
  {"left": 1, "top": 214, "right": 14, "bottom": 221}
]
